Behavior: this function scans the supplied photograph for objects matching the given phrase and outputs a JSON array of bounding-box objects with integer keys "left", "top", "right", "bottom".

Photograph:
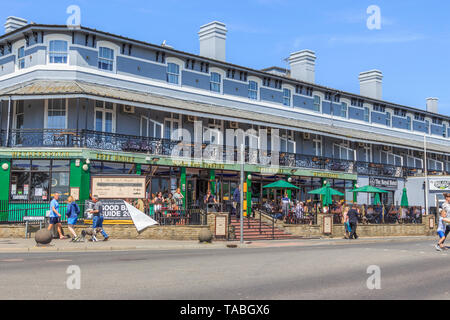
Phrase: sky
[{"left": 2, "top": 0, "right": 450, "bottom": 116}]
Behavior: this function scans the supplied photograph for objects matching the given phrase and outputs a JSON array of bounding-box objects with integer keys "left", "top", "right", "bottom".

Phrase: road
[{"left": 0, "top": 239, "right": 449, "bottom": 300}]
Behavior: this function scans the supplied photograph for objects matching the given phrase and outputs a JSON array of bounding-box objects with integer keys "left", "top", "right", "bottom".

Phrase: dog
[{"left": 80, "top": 228, "right": 99, "bottom": 242}]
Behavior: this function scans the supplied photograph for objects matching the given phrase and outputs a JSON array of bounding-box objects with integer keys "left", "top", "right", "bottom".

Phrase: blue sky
[{"left": 2, "top": 0, "right": 450, "bottom": 116}]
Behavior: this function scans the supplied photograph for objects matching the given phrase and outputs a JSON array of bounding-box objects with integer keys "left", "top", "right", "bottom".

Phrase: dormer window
[
  {"left": 98, "top": 47, "right": 114, "bottom": 71},
  {"left": 49, "top": 40, "right": 68, "bottom": 64}
]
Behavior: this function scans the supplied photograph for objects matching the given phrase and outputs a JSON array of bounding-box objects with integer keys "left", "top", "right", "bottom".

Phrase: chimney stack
[
  {"left": 4, "top": 16, "right": 27, "bottom": 34},
  {"left": 288, "top": 50, "right": 316, "bottom": 83},
  {"left": 426, "top": 97, "right": 439, "bottom": 114},
  {"left": 359, "top": 70, "right": 383, "bottom": 100},
  {"left": 198, "top": 21, "right": 227, "bottom": 61}
]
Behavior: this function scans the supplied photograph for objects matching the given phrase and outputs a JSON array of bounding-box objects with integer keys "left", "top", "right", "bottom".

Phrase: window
[
  {"left": 210, "top": 72, "right": 221, "bottom": 93},
  {"left": 333, "top": 144, "right": 354, "bottom": 161},
  {"left": 248, "top": 81, "right": 258, "bottom": 100},
  {"left": 10, "top": 160, "right": 70, "bottom": 201},
  {"left": 95, "top": 100, "right": 115, "bottom": 133},
  {"left": 394, "top": 109, "right": 406, "bottom": 117},
  {"left": 373, "top": 104, "right": 385, "bottom": 113},
  {"left": 167, "top": 63, "right": 180, "bottom": 84},
  {"left": 164, "top": 114, "right": 182, "bottom": 140},
  {"left": 18, "top": 46, "right": 25, "bottom": 69},
  {"left": 313, "top": 95, "right": 321, "bottom": 112},
  {"left": 98, "top": 47, "right": 114, "bottom": 71},
  {"left": 364, "top": 107, "right": 370, "bottom": 122},
  {"left": 313, "top": 135, "right": 322, "bottom": 156},
  {"left": 340, "top": 102, "right": 348, "bottom": 118},
  {"left": 283, "top": 88, "right": 291, "bottom": 106},
  {"left": 47, "top": 99, "right": 67, "bottom": 129},
  {"left": 380, "top": 151, "right": 402, "bottom": 166},
  {"left": 433, "top": 117, "right": 443, "bottom": 125},
  {"left": 49, "top": 40, "right": 68, "bottom": 63},
  {"left": 351, "top": 98, "right": 364, "bottom": 107},
  {"left": 386, "top": 112, "right": 391, "bottom": 126}
]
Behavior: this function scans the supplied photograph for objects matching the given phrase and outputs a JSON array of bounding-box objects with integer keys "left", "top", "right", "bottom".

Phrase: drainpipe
[{"left": 5, "top": 97, "right": 11, "bottom": 147}]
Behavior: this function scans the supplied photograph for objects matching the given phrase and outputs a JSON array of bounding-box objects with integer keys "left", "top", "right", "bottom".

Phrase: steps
[{"left": 229, "top": 216, "right": 297, "bottom": 240}]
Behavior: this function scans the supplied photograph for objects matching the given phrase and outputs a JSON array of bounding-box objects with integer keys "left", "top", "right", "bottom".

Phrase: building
[{"left": 0, "top": 17, "right": 449, "bottom": 216}]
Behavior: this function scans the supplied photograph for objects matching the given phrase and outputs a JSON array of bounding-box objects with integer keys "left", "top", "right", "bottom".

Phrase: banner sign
[
  {"left": 91, "top": 176, "right": 146, "bottom": 199},
  {"left": 369, "top": 177, "right": 398, "bottom": 189},
  {"left": 84, "top": 200, "right": 158, "bottom": 232},
  {"left": 429, "top": 179, "right": 450, "bottom": 191}
]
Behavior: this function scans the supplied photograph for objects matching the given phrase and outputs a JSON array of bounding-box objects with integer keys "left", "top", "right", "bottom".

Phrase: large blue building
[{"left": 0, "top": 17, "right": 448, "bottom": 212}]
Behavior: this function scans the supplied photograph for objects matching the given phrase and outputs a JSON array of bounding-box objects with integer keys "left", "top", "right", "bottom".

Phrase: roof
[
  {"left": 0, "top": 79, "right": 448, "bottom": 154},
  {"left": 0, "top": 23, "right": 449, "bottom": 120}
]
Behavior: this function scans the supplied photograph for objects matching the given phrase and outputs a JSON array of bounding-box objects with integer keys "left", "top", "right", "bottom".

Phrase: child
[{"left": 435, "top": 209, "right": 450, "bottom": 251}]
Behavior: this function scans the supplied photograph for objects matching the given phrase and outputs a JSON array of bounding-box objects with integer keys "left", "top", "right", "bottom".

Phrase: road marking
[{"left": 0, "top": 259, "right": 24, "bottom": 262}]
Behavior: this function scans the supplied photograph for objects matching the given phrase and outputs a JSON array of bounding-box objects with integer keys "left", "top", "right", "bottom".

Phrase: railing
[{"left": 2, "top": 129, "right": 448, "bottom": 177}]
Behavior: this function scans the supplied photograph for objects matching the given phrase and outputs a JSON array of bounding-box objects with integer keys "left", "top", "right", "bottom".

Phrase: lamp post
[{"left": 424, "top": 135, "right": 429, "bottom": 215}]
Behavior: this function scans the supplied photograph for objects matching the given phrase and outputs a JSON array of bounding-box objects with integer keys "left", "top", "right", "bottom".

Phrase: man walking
[
  {"left": 47, "top": 193, "right": 65, "bottom": 240},
  {"left": 91, "top": 195, "right": 109, "bottom": 241},
  {"left": 348, "top": 204, "right": 359, "bottom": 239},
  {"left": 233, "top": 185, "right": 240, "bottom": 218}
]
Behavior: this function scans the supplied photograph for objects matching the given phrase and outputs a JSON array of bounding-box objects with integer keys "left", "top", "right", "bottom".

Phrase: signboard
[
  {"left": 91, "top": 176, "right": 146, "bottom": 199},
  {"left": 369, "top": 177, "right": 398, "bottom": 189},
  {"left": 429, "top": 179, "right": 450, "bottom": 191},
  {"left": 215, "top": 215, "right": 227, "bottom": 238}
]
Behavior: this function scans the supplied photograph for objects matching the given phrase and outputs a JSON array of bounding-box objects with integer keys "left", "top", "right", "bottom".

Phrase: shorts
[
  {"left": 67, "top": 217, "right": 78, "bottom": 226},
  {"left": 49, "top": 217, "right": 61, "bottom": 225},
  {"left": 438, "top": 231, "right": 446, "bottom": 239}
]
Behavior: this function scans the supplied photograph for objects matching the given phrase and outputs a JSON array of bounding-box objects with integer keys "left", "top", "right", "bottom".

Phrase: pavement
[
  {"left": 0, "top": 235, "right": 437, "bottom": 253},
  {"left": 0, "top": 237, "right": 448, "bottom": 300}
]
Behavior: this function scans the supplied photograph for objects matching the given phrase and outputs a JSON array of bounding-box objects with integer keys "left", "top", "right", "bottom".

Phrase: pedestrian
[
  {"left": 173, "top": 188, "right": 184, "bottom": 213},
  {"left": 136, "top": 198, "right": 145, "bottom": 212},
  {"left": 66, "top": 196, "right": 80, "bottom": 241},
  {"left": 435, "top": 208, "right": 450, "bottom": 251},
  {"left": 233, "top": 185, "right": 241, "bottom": 218},
  {"left": 342, "top": 205, "right": 351, "bottom": 239},
  {"left": 348, "top": 204, "right": 359, "bottom": 239},
  {"left": 91, "top": 195, "right": 109, "bottom": 241},
  {"left": 47, "top": 192, "right": 65, "bottom": 240},
  {"left": 442, "top": 193, "right": 450, "bottom": 240},
  {"left": 281, "top": 193, "right": 290, "bottom": 219}
]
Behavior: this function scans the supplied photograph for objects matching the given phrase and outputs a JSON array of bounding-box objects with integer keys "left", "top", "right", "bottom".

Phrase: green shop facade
[{"left": 0, "top": 148, "right": 357, "bottom": 222}]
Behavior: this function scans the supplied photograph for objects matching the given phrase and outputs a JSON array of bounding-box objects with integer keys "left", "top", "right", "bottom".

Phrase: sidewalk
[{"left": 0, "top": 235, "right": 435, "bottom": 253}]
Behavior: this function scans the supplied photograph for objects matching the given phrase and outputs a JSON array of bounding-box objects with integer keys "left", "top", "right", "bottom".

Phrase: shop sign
[
  {"left": 429, "top": 179, "right": 450, "bottom": 191},
  {"left": 369, "top": 177, "right": 398, "bottom": 189},
  {"left": 91, "top": 176, "right": 146, "bottom": 199},
  {"left": 11, "top": 151, "right": 71, "bottom": 158}
]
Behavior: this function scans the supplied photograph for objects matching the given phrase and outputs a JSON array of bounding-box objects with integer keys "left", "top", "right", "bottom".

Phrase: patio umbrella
[
  {"left": 351, "top": 185, "right": 389, "bottom": 194},
  {"left": 263, "top": 180, "right": 299, "bottom": 189},
  {"left": 373, "top": 193, "right": 381, "bottom": 205},
  {"left": 400, "top": 188, "right": 409, "bottom": 207},
  {"left": 309, "top": 184, "right": 344, "bottom": 207}
]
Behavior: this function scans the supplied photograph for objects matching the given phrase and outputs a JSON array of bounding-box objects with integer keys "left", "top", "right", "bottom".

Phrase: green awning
[{"left": 263, "top": 180, "right": 299, "bottom": 189}]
